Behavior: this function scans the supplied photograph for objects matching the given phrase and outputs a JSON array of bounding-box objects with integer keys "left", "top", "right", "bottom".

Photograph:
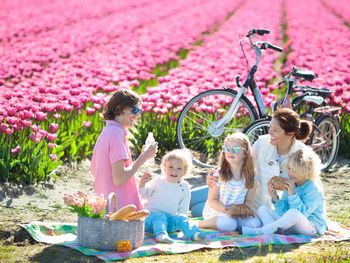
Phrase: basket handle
[{"left": 106, "top": 192, "right": 118, "bottom": 214}]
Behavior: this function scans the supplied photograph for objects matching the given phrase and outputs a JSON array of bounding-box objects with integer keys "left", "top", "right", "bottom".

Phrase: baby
[{"left": 139, "top": 149, "right": 205, "bottom": 243}]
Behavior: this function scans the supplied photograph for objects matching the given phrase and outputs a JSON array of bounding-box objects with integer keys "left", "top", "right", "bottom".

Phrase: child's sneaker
[
  {"left": 193, "top": 232, "right": 206, "bottom": 242},
  {"left": 156, "top": 233, "right": 174, "bottom": 244}
]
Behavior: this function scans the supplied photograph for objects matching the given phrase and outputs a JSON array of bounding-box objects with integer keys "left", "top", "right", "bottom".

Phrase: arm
[
  {"left": 139, "top": 177, "right": 156, "bottom": 199},
  {"left": 274, "top": 191, "right": 289, "bottom": 215},
  {"left": 111, "top": 143, "right": 157, "bottom": 186},
  {"left": 207, "top": 184, "right": 228, "bottom": 214},
  {"left": 244, "top": 181, "right": 259, "bottom": 208},
  {"left": 287, "top": 184, "right": 323, "bottom": 217},
  {"left": 178, "top": 184, "right": 191, "bottom": 215}
]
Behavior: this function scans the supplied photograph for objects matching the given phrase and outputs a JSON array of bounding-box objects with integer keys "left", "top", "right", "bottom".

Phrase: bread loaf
[
  {"left": 110, "top": 205, "right": 137, "bottom": 220},
  {"left": 270, "top": 176, "right": 288, "bottom": 190},
  {"left": 124, "top": 209, "right": 150, "bottom": 221},
  {"left": 227, "top": 204, "right": 254, "bottom": 218}
]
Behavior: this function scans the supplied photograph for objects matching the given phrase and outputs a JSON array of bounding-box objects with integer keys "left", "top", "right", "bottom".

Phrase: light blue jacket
[{"left": 273, "top": 179, "right": 327, "bottom": 235}]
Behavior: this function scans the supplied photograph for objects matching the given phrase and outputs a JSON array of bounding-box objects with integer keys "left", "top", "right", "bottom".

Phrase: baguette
[
  {"left": 110, "top": 205, "right": 137, "bottom": 220},
  {"left": 124, "top": 209, "right": 150, "bottom": 221}
]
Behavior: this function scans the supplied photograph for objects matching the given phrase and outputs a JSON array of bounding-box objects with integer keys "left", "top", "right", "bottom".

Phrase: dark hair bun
[{"left": 295, "top": 120, "right": 312, "bottom": 140}]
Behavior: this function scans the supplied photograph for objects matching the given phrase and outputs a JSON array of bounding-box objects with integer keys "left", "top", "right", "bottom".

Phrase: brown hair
[
  {"left": 218, "top": 132, "right": 254, "bottom": 189},
  {"left": 161, "top": 149, "right": 193, "bottom": 177},
  {"left": 273, "top": 108, "right": 312, "bottom": 140},
  {"left": 103, "top": 89, "right": 141, "bottom": 120}
]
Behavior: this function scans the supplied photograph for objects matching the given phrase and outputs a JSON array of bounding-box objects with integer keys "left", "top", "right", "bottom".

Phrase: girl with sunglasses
[
  {"left": 198, "top": 132, "right": 262, "bottom": 232},
  {"left": 91, "top": 89, "right": 157, "bottom": 209}
]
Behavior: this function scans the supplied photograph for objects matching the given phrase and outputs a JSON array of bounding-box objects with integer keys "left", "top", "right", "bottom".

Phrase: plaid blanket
[{"left": 21, "top": 219, "right": 350, "bottom": 262}]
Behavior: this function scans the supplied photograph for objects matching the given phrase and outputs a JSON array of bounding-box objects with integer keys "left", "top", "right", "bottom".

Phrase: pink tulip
[
  {"left": 11, "top": 145, "right": 21, "bottom": 155},
  {"left": 49, "top": 123, "right": 59, "bottom": 133},
  {"left": 49, "top": 154, "right": 57, "bottom": 161},
  {"left": 48, "top": 143, "right": 57, "bottom": 149},
  {"left": 83, "top": 121, "right": 91, "bottom": 128},
  {"left": 35, "top": 112, "right": 47, "bottom": 121},
  {"left": 47, "top": 133, "right": 57, "bottom": 142}
]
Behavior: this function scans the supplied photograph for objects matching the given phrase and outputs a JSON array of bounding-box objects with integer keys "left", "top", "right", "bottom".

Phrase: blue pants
[
  {"left": 145, "top": 211, "right": 200, "bottom": 240},
  {"left": 189, "top": 185, "right": 208, "bottom": 217}
]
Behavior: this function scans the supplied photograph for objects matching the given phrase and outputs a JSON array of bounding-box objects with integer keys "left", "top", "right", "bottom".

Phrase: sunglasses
[
  {"left": 222, "top": 145, "right": 241, "bottom": 154},
  {"left": 131, "top": 105, "right": 142, "bottom": 115}
]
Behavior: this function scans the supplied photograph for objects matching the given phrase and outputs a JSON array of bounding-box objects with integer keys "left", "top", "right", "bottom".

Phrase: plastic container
[{"left": 145, "top": 132, "right": 156, "bottom": 164}]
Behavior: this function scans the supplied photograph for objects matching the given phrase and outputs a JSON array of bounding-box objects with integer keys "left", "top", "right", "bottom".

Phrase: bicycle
[
  {"left": 176, "top": 28, "right": 283, "bottom": 168},
  {"left": 244, "top": 66, "right": 341, "bottom": 171}
]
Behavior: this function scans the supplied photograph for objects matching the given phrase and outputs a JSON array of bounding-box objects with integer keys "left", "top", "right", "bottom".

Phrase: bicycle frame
[{"left": 210, "top": 33, "right": 273, "bottom": 133}]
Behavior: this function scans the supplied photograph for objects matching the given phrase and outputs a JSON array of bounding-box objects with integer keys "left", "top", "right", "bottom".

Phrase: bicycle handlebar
[
  {"left": 256, "top": 41, "right": 283, "bottom": 52},
  {"left": 246, "top": 28, "right": 270, "bottom": 37}
]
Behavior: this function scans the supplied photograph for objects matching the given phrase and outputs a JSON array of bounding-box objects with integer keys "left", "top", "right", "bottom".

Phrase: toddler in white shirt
[{"left": 139, "top": 149, "right": 205, "bottom": 243}]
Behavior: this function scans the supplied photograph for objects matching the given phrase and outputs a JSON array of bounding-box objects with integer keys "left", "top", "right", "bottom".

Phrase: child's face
[
  {"left": 223, "top": 140, "right": 245, "bottom": 166},
  {"left": 287, "top": 164, "right": 305, "bottom": 185},
  {"left": 164, "top": 159, "right": 187, "bottom": 183},
  {"left": 118, "top": 105, "right": 141, "bottom": 128}
]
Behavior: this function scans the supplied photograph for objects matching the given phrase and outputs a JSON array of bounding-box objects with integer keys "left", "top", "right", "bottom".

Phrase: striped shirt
[{"left": 203, "top": 171, "right": 248, "bottom": 218}]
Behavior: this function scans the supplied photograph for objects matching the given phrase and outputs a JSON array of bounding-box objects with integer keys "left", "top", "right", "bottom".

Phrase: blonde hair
[
  {"left": 287, "top": 148, "right": 321, "bottom": 182},
  {"left": 218, "top": 132, "right": 255, "bottom": 188},
  {"left": 161, "top": 149, "right": 193, "bottom": 177}
]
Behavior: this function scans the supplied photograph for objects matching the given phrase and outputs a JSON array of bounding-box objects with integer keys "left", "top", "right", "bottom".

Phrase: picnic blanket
[{"left": 21, "top": 219, "right": 350, "bottom": 262}]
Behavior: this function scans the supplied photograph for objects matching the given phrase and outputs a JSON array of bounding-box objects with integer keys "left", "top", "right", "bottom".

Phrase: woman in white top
[
  {"left": 251, "top": 108, "right": 313, "bottom": 210},
  {"left": 190, "top": 108, "right": 313, "bottom": 216}
]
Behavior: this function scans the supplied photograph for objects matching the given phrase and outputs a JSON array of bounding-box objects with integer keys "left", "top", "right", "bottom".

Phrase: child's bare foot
[{"left": 156, "top": 233, "right": 174, "bottom": 243}]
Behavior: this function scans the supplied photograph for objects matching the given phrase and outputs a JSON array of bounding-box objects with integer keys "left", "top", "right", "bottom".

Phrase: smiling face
[
  {"left": 222, "top": 140, "right": 245, "bottom": 166},
  {"left": 117, "top": 105, "right": 141, "bottom": 129},
  {"left": 268, "top": 118, "right": 294, "bottom": 147},
  {"left": 164, "top": 158, "right": 187, "bottom": 183}
]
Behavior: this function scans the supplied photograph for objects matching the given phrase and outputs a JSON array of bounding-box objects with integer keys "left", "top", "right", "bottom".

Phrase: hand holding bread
[
  {"left": 226, "top": 204, "right": 254, "bottom": 218},
  {"left": 269, "top": 176, "right": 289, "bottom": 191}
]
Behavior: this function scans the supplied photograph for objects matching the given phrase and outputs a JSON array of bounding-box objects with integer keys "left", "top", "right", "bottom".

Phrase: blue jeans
[
  {"left": 145, "top": 211, "right": 200, "bottom": 239},
  {"left": 189, "top": 185, "right": 208, "bottom": 217}
]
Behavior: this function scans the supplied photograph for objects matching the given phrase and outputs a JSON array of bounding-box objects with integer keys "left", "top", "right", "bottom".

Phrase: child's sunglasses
[
  {"left": 131, "top": 105, "right": 142, "bottom": 115},
  {"left": 222, "top": 145, "right": 241, "bottom": 154}
]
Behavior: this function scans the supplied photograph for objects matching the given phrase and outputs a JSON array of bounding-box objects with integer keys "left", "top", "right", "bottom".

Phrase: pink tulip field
[{"left": 0, "top": 0, "right": 349, "bottom": 183}]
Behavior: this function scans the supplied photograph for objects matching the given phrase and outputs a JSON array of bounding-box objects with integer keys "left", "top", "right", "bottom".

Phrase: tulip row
[
  {"left": 0, "top": 0, "right": 239, "bottom": 183},
  {"left": 0, "top": 0, "right": 153, "bottom": 42},
  {"left": 1, "top": 0, "right": 240, "bottom": 133},
  {"left": 322, "top": 0, "right": 350, "bottom": 23},
  {"left": 0, "top": 0, "right": 200, "bottom": 86},
  {"left": 136, "top": 0, "right": 283, "bottom": 152},
  {"left": 283, "top": 0, "right": 350, "bottom": 113}
]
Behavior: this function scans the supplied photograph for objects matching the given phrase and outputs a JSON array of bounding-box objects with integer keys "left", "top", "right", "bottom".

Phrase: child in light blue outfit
[
  {"left": 139, "top": 149, "right": 205, "bottom": 243},
  {"left": 241, "top": 148, "right": 327, "bottom": 236}
]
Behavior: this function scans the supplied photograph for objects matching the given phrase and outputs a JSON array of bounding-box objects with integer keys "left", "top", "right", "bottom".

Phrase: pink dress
[{"left": 91, "top": 120, "right": 142, "bottom": 209}]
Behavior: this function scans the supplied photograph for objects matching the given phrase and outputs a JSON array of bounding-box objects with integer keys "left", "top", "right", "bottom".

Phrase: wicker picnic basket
[{"left": 77, "top": 193, "right": 145, "bottom": 251}]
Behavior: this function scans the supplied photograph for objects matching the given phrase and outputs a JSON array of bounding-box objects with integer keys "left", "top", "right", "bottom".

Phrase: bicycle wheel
[
  {"left": 310, "top": 115, "right": 340, "bottom": 171},
  {"left": 243, "top": 118, "right": 271, "bottom": 145},
  {"left": 176, "top": 89, "right": 258, "bottom": 168}
]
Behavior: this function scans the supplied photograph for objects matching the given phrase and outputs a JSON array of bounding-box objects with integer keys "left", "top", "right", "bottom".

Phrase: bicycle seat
[
  {"left": 293, "top": 70, "right": 316, "bottom": 81},
  {"left": 316, "top": 87, "right": 331, "bottom": 98}
]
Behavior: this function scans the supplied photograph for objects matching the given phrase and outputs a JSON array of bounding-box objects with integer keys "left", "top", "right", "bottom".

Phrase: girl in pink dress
[{"left": 91, "top": 89, "right": 157, "bottom": 209}]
